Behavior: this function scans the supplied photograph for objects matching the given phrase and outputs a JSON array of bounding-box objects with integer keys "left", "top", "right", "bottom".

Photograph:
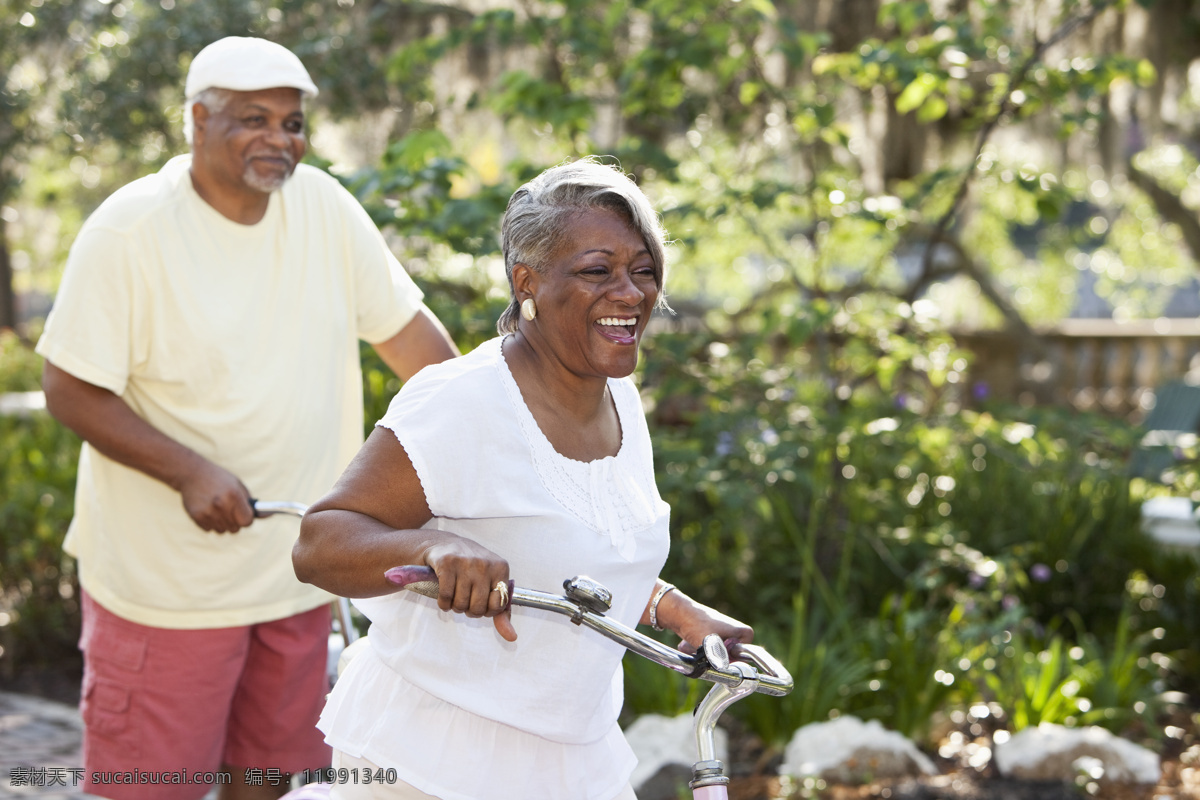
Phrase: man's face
[{"left": 193, "top": 87, "right": 306, "bottom": 194}]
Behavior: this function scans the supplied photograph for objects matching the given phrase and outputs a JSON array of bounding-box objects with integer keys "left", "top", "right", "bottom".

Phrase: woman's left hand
[{"left": 646, "top": 585, "right": 754, "bottom": 653}]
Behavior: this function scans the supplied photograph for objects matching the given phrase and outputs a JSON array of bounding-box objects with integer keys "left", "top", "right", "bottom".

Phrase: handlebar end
[{"left": 385, "top": 565, "right": 440, "bottom": 599}]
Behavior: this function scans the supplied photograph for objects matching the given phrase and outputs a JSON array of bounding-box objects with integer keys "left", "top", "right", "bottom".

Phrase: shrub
[
  {"left": 0, "top": 329, "right": 81, "bottom": 677},
  {"left": 4, "top": 287, "right": 1194, "bottom": 756},
  {"left": 637, "top": 308, "right": 1189, "bottom": 746}
]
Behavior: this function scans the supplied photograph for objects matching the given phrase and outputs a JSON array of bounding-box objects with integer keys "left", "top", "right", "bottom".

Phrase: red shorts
[{"left": 79, "top": 591, "right": 332, "bottom": 800}]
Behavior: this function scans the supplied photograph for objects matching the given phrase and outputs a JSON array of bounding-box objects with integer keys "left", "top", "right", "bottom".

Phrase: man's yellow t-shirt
[{"left": 36, "top": 155, "right": 424, "bottom": 628}]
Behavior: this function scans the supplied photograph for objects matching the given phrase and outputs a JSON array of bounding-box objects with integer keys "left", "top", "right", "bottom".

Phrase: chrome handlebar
[
  {"left": 251, "top": 499, "right": 309, "bottom": 518},
  {"left": 253, "top": 502, "right": 793, "bottom": 790},
  {"left": 385, "top": 565, "right": 793, "bottom": 698}
]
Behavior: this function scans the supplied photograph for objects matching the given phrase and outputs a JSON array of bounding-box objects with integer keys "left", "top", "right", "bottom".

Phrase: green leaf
[
  {"left": 812, "top": 52, "right": 859, "bottom": 76},
  {"left": 740, "top": 0, "right": 779, "bottom": 20},
  {"left": 1135, "top": 58, "right": 1158, "bottom": 87},
  {"left": 385, "top": 130, "right": 453, "bottom": 171},
  {"left": 916, "top": 94, "right": 949, "bottom": 122},
  {"left": 895, "top": 73, "right": 939, "bottom": 114},
  {"left": 739, "top": 81, "right": 762, "bottom": 106}
]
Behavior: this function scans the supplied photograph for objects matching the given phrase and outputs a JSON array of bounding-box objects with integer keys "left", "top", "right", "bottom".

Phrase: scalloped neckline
[{"left": 496, "top": 336, "right": 627, "bottom": 466}]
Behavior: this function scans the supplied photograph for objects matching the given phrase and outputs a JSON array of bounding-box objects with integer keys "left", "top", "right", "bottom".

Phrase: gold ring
[{"left": 492, "top": 580, "right": 510, "bottom": 607}]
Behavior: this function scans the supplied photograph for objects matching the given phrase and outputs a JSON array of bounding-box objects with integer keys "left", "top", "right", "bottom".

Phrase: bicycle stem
[{"left": 689, "top": 660, "right": 759, "bottom": 793}]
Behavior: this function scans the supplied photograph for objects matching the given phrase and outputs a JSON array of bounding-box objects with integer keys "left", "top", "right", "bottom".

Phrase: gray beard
[{"left": 243, "top": 165, "right": 292, "bottom": 193}]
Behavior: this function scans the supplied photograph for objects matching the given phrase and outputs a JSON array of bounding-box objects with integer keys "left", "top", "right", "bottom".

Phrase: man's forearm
[
  {"left": 372, "top": 305, "right": 459, "bottom": 382},
  {"left": 43, "top": 361, "right": 202, "bottom": 489},
  {"left": 42, "top": 361, "right": 253, "bottom": 532}
]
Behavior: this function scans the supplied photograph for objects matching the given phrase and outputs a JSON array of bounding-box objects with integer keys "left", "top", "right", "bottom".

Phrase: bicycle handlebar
[
  {"left": 251, "top": 499, "right": 309, "bottom": 518},
  {"left": 254, "top": 497, "right": 789, "bottom": 796},
  {"left": 385, "top": 565, "right": 793, "bottom": 698}
]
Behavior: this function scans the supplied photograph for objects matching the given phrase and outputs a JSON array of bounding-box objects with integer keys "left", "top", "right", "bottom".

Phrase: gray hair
[
  {"left": 497, "top": 157, "right": 669, "bottom": 335},
  {"left": 182, "top": 87, "right": 233, "bottom": 146}
]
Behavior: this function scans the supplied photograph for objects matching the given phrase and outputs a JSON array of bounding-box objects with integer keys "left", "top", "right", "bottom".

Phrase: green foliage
[
  {"left": 621, "top": 639, "right": 705, "bottom": 721},
  {"left": 739, "top": 593, "right": 876, "bottom": 746},
  {"left": 0, "top": 328, "right": 43, "bottom": 392},
  {"left": 633, "top": 301, "right": 1184, "bottom": 744},
  {"left": 352, "top": 0, "right": 1188, "bottom": 351},
  {"left": 0, "top": 343, "right": 77, "bottom": 676},
  {"left": 983, "top": 633, "right": 1092, "bottom": 730},
  {"left": 851, "top": 592, "right": 965, "bottom": 741},
  {"left": 9, "top": 0, "right": 1191, "bottom": 338},
  {"left": 976, "top": 605, "right": 1162, "bottom": 734},
  {"left": 0, "top": 412, "right": 80, "bottom": 670},
  {"left": 0, "top": 330, "right": 80, "bottom": 674},
  {"left": 359, "top": 273, "right": 507, "bottom": 431},
  {"left": 7, "top": 283, "right": 1180, "bottom": 750},
  {"left": 339, "top": 131, "right": 514, "bottom": 258}
]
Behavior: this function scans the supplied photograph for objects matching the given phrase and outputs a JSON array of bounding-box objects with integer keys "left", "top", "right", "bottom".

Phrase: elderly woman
[{"left": 292, "top": 158, "right": 752, "bottom": 800}]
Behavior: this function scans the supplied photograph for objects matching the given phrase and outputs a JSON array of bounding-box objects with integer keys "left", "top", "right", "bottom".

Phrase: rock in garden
[
  {"left": 625, "top": 712, "right": 727, "bottom": 799},
  {"left": 993, "top": 722, "right": 1160, "bottom": 783},
  {"left": 779, "top": 715, "right": 938, "bottom": 784}
]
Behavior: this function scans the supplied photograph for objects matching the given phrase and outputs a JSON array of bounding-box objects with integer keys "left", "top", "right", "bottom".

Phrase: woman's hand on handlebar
[
  {"left": 651, "top": 588, "right": 754, "bottom": 654},
  {"left": 423, "top": 539, "right": 518, "bottom": 643}
]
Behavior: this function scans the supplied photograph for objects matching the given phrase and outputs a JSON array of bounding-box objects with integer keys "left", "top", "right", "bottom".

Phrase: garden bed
[
  {"left": 719, "top": 711, "right": 1200, "bottom": 800},
  {"left": 4, "top": 650, "right": 1199, "bottom": 799}
]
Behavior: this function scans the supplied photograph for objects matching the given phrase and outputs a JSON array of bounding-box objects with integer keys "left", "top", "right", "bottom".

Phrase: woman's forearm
[{"left": 293, "top": 508, "right": 466, "bottom": 597}]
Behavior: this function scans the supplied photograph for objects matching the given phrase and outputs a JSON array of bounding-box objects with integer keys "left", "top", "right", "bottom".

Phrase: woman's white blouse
[{"left": 318, "top": 337, "right": 671, "bottom": 800}]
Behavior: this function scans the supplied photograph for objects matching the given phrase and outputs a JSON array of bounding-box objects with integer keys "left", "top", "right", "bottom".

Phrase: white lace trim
[{"left": 493, "top": 338, "right": 661, "bottom": 561}]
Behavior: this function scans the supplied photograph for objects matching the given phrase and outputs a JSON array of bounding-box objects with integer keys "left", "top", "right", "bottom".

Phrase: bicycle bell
[
  {"left": 563, "top": 576, "right": 613, "bottom": 613},
  {"left": 701, "top": 633, "right": 730, "bottom": 671}
]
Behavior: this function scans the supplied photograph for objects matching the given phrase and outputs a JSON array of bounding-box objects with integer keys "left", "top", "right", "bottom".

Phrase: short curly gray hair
[
  {"left": 183, "top": 88, "right": 233, "bottom": 146},
  {"left": 497, "top": 157, "right": 669, "bottom": 335}
]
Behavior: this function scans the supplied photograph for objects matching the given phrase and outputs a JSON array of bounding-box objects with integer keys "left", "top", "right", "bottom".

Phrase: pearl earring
[{"left": 521, "top": 298, "right": 537, "bottom": 321}]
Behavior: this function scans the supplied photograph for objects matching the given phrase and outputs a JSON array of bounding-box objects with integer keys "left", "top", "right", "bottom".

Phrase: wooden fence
[{"left": 954, "top": 319, "right": 1200, "bottom": 422}]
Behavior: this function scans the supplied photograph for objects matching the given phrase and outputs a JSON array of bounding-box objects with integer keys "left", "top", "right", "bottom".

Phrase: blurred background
[{"left": 3, "top": 0, "right": 1200, "bottom": 790}]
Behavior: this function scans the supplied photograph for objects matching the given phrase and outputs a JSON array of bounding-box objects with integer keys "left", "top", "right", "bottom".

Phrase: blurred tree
[
  {"left": 9, "top": 0, "right": 1200, "bottom": 332},
  {"left": 372, "top": 0, "right": 1178, "bottom": 335},
  {"left": 0, "top": 0, "right": 100, "bottom": 331},
  {"left": 4, "top": 0, "right": 480, "bottom": 327}
]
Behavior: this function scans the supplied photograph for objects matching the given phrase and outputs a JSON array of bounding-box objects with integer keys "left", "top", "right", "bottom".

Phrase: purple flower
[
  {"left": 968, "top": 572, "right": 985, "bottom": 588},
  {"left": 1003, "top": 595, "right": 1018, "bottom": 610},
  {"left": 1030, "top": 563, "right": 1052, "bottom": 582},
  {"left": 973, "top": 382, "right": 990, "bottom": 401}
]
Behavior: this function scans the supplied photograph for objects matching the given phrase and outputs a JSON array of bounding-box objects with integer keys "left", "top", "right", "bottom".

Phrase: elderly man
[{"left": 36, "top": 37, "right": 458, "bottom": 800}]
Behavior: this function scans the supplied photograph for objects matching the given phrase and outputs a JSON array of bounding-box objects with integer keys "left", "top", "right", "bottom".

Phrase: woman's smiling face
[{"left": 520, "top": 206, "right": 660, "bottom": 381}]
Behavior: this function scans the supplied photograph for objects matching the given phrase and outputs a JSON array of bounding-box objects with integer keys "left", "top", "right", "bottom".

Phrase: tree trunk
[
  {"left": 1127, "top": 159, "right": 1200, "bottom": 266},
  {"left": 0, "top": 219, "right": 15, "bottom": 332}
]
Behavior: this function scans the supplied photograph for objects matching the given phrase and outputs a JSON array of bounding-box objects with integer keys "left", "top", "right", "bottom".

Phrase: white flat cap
[{"left": 185, "top": 36, "right": 319, "bottom": 99}]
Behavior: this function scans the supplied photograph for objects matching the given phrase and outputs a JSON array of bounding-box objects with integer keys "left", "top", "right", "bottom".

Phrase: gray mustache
[{"left": 250, "top": 151, "right": 295, "bottom": 166}]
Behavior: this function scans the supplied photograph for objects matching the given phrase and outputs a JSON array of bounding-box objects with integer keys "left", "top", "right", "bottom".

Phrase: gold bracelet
[{"left": 649, "top": 582, "right": 676, "bottom": 631}]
